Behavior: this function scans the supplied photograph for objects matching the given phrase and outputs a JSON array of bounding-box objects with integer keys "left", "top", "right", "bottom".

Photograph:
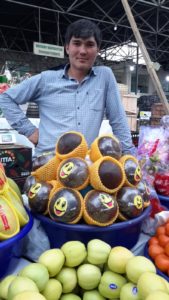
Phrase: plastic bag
[
  {"left": 22, "top": 219, "right": 50, "bottom": 261},
  {"left": 22, "top": 195, "right": 50, "bottom": 261}
]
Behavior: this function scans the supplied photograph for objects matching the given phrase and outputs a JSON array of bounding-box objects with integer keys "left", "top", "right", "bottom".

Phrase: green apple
[
  {"left": 19, "top": 262, "right": 49, "bottom": 292},
  {"left": 60, "top": 294, "right": 81, "bottom": 300},
  {"left": 120, "top": 282, "right": 141, "bottom": 300},
  {"left": 145, "top": 290, "right": 169, "bottom": 300},
  {"left": 41, "top": 278, "right": 62, "bottom": 300},
  {"left": 13, "top": 291, "right": 46, "bottom": 300},
  {"left": 161, "top": 277, "right": 169, "bottom": 293},
  {"left": 60, "top": 293, "right": 81, "bottom": 300},
  {"left": 56, "top": 267, "right": 77, "bottom": 293},
  {"left": 137, "top": 272, "right": 168, "bottom": 299},
  {"left": 38, "top": 248, "right": 65, "bottom": 277},
  {"left": 87, "top": 239, "right": 111, "bottom": 265},
  {"left": 83, "top": 289, "right": 106, "bottom": 300},
  {"left": 108, "top": 246, "right": 134, "bottom": 274},
  {"left": 0, "top": 275, "right": 16, "bottom": 299},
  {"left": 7, "top": 276, "right": 39, "bottom": 300},
  {"left": 125, "top": 256, "right": 156, "bottom": 283},
  {"left": 98, "top": 270, "right": 127, "bottom": 299},
  {"left": 61, "top": 241, "right": 87, "bottom": 267},
  {"left": 77, "top": 264, "right": 101, "bottom": 290}
]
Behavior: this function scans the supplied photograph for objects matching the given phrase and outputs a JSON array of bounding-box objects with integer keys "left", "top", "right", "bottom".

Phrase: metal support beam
[{"left": 121, "top": 0, "right": 169, "bottom": 113}]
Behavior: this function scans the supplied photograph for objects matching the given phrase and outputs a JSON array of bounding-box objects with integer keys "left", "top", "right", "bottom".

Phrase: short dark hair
[{"left": 65, "top": 19, "right": 102, "bottom": 47}]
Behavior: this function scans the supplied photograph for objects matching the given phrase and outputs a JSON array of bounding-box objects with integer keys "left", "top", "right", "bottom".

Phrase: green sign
[{"left": 33, "top": 42, "right": 64, "bottom": 58}]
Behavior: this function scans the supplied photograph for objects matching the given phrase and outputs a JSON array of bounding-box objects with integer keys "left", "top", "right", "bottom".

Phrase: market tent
[{"left": 1, "top": 0, "right": 169, "bottom": 69}]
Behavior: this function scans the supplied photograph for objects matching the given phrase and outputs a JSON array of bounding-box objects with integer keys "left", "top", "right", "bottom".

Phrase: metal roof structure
[{"left": 1, "top": 0, "right": 169, "bottom": 69}]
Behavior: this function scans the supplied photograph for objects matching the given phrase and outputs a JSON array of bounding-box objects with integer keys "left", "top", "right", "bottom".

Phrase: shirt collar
[{"left": 61, "top": 64, "right": 97, "bottom": 79}]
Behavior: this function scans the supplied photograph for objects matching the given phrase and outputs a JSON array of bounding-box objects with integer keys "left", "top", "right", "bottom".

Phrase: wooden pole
[{"left": 121, "top": 0, "right": 169, "bottom": 113}]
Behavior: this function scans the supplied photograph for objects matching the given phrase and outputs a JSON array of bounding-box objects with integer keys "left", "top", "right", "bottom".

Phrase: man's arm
[
  {"left": 28, "top": 128, "right": 39, "bottom": 145},
  {"left": 0, "top": 74, "right": 42, "bottom": 138},
  {"left": 105, "top": 68, "right": 136, "bottom": 155}
]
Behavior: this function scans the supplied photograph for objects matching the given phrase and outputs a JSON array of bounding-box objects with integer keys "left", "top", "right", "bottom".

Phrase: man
[{"left": 0, "top": 19, "right": 135, "bottom": 157}]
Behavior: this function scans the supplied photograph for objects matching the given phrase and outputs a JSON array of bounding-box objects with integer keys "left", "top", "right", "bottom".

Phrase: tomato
[
  {"left": 155, "top": 253, "right": 169, "bottom": 272},
  {"left": 148, "top": 236, "right": 159, "bottom": 246},
  {"left": 164, "top": 241, "right": 169, "bottom": 256},
  {"left": 165, "top": 223, "right": 169, "bottom": 236},
  {"left": 156, "top": 225, "right": 166, "bottom": 236},
  {"left": 148, "top": 244, "right": 164, "bottom": 259},
  {"left": 158, "top": 234, "right": 169, "bottom": 247}
]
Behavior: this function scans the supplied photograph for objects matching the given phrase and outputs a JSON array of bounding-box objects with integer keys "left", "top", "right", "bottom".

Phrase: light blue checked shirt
[{"left": 0, "top": 65, "right": 135, "bottom": 157}]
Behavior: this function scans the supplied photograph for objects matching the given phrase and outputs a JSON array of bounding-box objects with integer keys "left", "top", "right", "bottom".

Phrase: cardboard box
[
  {"left": 118, "top": 83, "right": 128, "bottom": 96},
  {"left": 0, "top": 144, "right": 32, "bottom": 191},
  {"left": 126, "top": 114, "right": 138, "bottom": 131},
  {"left": 122, "top": 94, "right": 138, "bottom": 114},
  {"left": 12, "top": 176, "right": 29, "bottom": 192}
]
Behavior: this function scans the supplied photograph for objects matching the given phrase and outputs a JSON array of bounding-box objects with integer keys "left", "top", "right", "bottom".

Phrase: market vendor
[{"left": 0, "top": 19, "right": 135, "bottom": 157}]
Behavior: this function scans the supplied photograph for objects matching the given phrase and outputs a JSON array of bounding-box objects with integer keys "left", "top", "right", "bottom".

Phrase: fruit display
[
  {"left": 1, "top": 239, "right": 169, "bottom": 300},
  {"left": 24, "top": 131, "right": 150, "bottom": 227},
  {"left": 146, "top": 219, "right": 169, "bottom": 279},
  {"left": 0, "top": 162, "right": 30, "bottom": 240}
]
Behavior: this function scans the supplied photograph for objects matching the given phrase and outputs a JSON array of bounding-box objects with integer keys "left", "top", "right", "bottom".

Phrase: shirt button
[
  {"left": 78, "top": 122, "right": 80, "bottom": 125},
  {"left": 77, "top": 91, "right": 79, "bottom": 94},
  {"left": 77, "top": 107, "right": 80, "bottom": 110}
]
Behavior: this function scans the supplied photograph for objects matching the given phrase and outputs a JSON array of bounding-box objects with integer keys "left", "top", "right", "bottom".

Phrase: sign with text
[{"left": 33, "top": 42, "right": 64, "bottom": 58}]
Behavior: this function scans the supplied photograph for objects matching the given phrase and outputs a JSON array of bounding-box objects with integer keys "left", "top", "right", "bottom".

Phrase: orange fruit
[
  {"left": 148, "top": 236, "right": 159, "bottom": 246},
  {"left": 165, "top": 223, "right": 169, "bottom": 236},
  {"left": 155, "top": 253, "right": 169, "bottom": 272},
  {"left": 158, "top": 234, "right": 169, "bottom": 247},
  {"left": 148, "top": 244, "right": 164, "bottom": 259},
  {"left": 156, "top": 225, "right": 166, "bottom": 236},
  {"left": 164, "top": 241, "right": 169, "bottom": 256}
]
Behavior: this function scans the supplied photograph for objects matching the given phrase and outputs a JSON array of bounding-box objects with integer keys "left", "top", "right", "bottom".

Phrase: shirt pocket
[{"left": 88, "top": 88, "right": 105, "bottom": 111}]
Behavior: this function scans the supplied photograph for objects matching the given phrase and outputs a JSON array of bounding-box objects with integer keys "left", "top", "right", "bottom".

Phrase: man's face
[{"left": 65, "top": 36, "right": 99, "bottom": 73}]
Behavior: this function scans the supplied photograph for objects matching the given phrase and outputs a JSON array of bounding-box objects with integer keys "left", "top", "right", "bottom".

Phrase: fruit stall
[{"left": 0, "top": 119, "right": 169, "bottom": 300}]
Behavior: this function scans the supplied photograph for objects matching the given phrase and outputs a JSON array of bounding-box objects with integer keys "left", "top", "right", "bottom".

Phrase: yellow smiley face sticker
[
  {"left": 54, "top": 197, "right": 67, "bottom": 216},
  {"left": 60, "top": 162, "right": 74, "bottom": 179},
  {"left": 28, "top": 183, "right": 42, "bottom": 199},
  {"left": 134, "top": 165, "right": 142, "bottom": 182},
  {"left": 134, "top": 195, "right": 143, "bottom": 209},
  {"left": 99, "top": 193, "right": 114, "bottom": 209}
]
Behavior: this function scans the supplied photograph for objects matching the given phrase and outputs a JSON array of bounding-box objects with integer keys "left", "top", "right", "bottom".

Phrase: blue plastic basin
[
  {"left": 0, "top": 208, "right": 33, "bottom": 279},
  {"left": 34, "top": 205, "right": 151, "bottom": 250}
]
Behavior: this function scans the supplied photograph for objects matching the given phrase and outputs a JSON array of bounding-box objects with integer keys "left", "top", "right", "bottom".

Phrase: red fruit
[
  {"left": 148, "top": 244, "right": 164, "bottom": 259},
  {"left": 155, "top": 253, "right": 169, "bottom": 272},
  {"left": 158, "top": 234, "right": 169, "bottom": 247}
]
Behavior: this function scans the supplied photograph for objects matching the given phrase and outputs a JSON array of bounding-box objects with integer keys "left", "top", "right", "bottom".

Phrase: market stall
[{"left": 1, "top": 119, "right": 169, "bottom": 300}]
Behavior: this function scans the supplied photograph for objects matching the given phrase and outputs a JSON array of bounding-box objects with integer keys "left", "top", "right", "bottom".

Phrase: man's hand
[{"left": 28, "top": 128, "right": 39, "bottom": 145}]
